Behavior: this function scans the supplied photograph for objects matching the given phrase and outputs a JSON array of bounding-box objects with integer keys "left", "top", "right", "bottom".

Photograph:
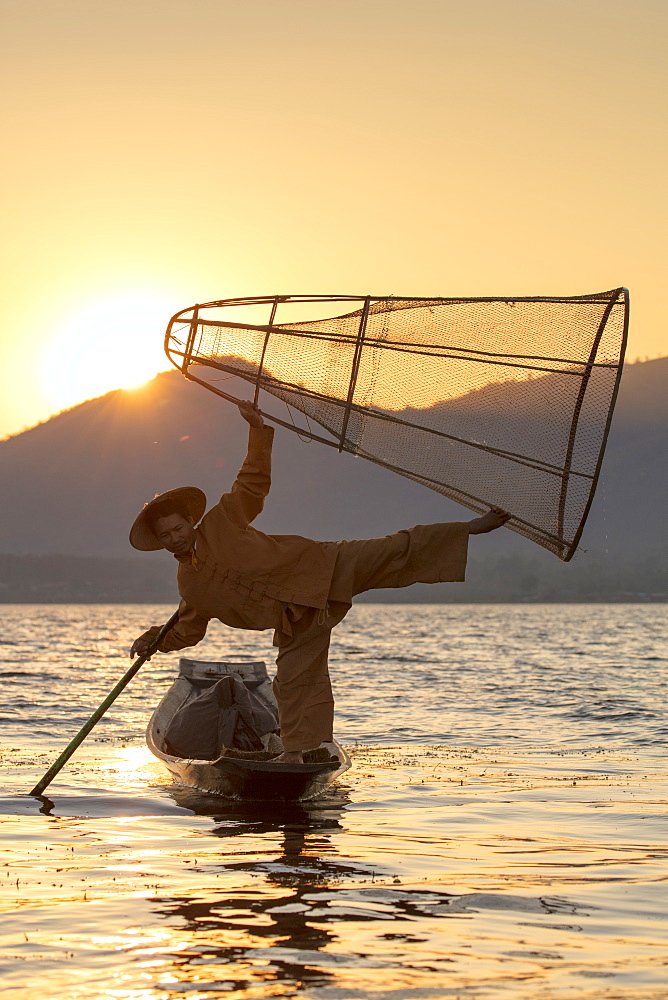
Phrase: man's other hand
[
  {"left": 237, "top": 400, "right": 265, "bottom": 428},
  {"left": 468, "top": 506, "right": 511, "bottom": 534},
  {"left": 130, "top": 637, "right": 152, "bottom": 659}
]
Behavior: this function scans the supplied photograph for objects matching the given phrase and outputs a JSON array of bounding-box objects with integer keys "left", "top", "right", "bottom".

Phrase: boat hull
[{"left": 146, "top": 658, "right": 350, "bottom": 801}]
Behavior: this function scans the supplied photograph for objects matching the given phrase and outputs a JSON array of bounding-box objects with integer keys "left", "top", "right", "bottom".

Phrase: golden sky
[{"left": 1, "top": 0, "right": 666, "bottom": 438}]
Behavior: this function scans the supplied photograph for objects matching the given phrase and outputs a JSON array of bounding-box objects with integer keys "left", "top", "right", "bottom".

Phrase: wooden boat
[{"left": 146, "top": 657, "right": 351, "bottom": 801}]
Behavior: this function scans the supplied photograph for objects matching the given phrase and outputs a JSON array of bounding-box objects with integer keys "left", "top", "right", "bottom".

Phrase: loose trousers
[{"left": 272, "top": 522, "right": 468, "bottom": 751}]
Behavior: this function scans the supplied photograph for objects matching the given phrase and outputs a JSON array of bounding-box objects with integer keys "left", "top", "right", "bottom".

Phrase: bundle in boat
[{"left": 164, "top": 290, "right": 629, "bottom": 561}]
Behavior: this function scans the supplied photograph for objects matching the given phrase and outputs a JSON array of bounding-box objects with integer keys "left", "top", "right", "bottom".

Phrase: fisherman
[{"left": 130, "top": 401, "right": 509, "bottom": 762}]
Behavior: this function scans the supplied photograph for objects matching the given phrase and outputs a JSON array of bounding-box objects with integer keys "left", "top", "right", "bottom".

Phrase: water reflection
[
  {"left": 150, "top": 787, "right": 360, "bottom": 992},
  {"left": 4, "top": 745, "right": 665, "bottom": 999},
  {"left": 169, "top": 783, "right": 349, "bottom": 831},
  {"left": 142, "top": 785, "right": 585, "bottom": 996}
]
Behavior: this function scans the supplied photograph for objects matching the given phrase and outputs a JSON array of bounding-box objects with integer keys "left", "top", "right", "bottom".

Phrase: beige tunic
[
  {"left": 143, "top": 424, "right": 340, "bottom": 652},
  {"left": 142, "top": 424, "right": 470, "bottom": 655}
]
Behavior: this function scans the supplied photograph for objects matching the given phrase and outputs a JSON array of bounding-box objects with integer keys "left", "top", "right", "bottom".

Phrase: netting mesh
[{"left": 165, "top": 290, "right": 629, "bottom": 561}]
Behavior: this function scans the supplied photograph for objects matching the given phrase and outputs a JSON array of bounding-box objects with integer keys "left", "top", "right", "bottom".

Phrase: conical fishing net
[{"left": 165, "top": 290, "right": 629, "bottom": 561}]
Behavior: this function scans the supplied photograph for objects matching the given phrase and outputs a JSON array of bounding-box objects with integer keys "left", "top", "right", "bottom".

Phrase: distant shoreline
[{"left": 1, "top": 551, "right": 665, "bottom": 604}]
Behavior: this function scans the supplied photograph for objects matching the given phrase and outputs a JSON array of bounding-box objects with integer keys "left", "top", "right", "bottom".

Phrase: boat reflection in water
[
  {"left": 152, "top": 783, "right": 583, "bottom": 996},
  {"left": 156, "top": 783, "right": 358, "bottom": 992}
]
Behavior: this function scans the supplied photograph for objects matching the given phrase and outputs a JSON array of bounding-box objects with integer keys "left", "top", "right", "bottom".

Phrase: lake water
[{"left": 0, "top": 603, "right": 666, "bottom": 999}]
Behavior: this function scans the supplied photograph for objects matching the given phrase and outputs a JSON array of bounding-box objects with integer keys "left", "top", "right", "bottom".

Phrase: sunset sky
[{"left": 1, "top": 0, "right": 666, "bottom": 439}]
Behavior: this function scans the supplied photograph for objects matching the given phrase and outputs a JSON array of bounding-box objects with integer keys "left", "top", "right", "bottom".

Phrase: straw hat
[{"left": 129, "top": 486, "right": 207, "bottom": 551}]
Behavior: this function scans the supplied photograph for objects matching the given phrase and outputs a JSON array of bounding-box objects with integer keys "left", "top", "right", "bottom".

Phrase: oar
[{"left": 29, "top": 609, "right": 180, "bottom": 797}]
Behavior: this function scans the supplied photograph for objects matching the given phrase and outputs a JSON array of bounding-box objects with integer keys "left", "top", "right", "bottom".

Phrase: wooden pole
[{"left": 29, "top": 610, "right": 180, "bottom": 797}]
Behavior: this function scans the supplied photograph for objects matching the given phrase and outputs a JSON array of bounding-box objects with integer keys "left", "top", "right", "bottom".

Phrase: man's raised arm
[{"left": 219, "top": 401, "right": 275, "bottom": 527}]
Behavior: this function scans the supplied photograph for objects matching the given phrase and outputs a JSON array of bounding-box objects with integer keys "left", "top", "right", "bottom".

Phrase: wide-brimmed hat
[{"left": 129, "top": 486, "right": 207, "bottom": 551}]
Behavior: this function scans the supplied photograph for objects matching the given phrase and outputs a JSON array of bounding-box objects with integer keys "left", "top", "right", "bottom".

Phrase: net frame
[{"left": 164, "top": 289, "right": 629, "bottom": 561}]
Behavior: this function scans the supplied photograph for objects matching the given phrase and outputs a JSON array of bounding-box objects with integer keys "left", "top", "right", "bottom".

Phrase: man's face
[{"left": 153, "top": 512, "right": 197, "bottom": 557}]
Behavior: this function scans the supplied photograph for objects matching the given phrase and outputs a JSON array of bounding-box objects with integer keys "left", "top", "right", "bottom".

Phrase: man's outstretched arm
[{"left": 218, "top": 401, "right": 275, "bottom": 527}]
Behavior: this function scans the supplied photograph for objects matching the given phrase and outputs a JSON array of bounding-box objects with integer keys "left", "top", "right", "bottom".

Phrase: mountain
[{"left": 0, "top": 357, "right": 665, "bottom": 601}]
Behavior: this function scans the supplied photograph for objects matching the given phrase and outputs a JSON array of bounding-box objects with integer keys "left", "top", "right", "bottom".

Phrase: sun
[{"left": 40, "top": 291, "right": 175, "bottom": 412}]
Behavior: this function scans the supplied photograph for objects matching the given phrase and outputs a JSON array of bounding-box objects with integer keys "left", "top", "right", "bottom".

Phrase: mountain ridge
[{"left": 0, "top": 357, "right": 665, "bottom": 601}]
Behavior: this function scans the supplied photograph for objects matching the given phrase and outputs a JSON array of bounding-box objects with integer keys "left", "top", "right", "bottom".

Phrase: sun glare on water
[{"left": 40, "top": 292, "right": 175, "bottom": 412}]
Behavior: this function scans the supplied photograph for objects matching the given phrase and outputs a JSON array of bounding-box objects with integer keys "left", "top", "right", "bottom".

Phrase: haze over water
[{"left": 1, "top": 602, "right": 666, "bottom": 999}]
